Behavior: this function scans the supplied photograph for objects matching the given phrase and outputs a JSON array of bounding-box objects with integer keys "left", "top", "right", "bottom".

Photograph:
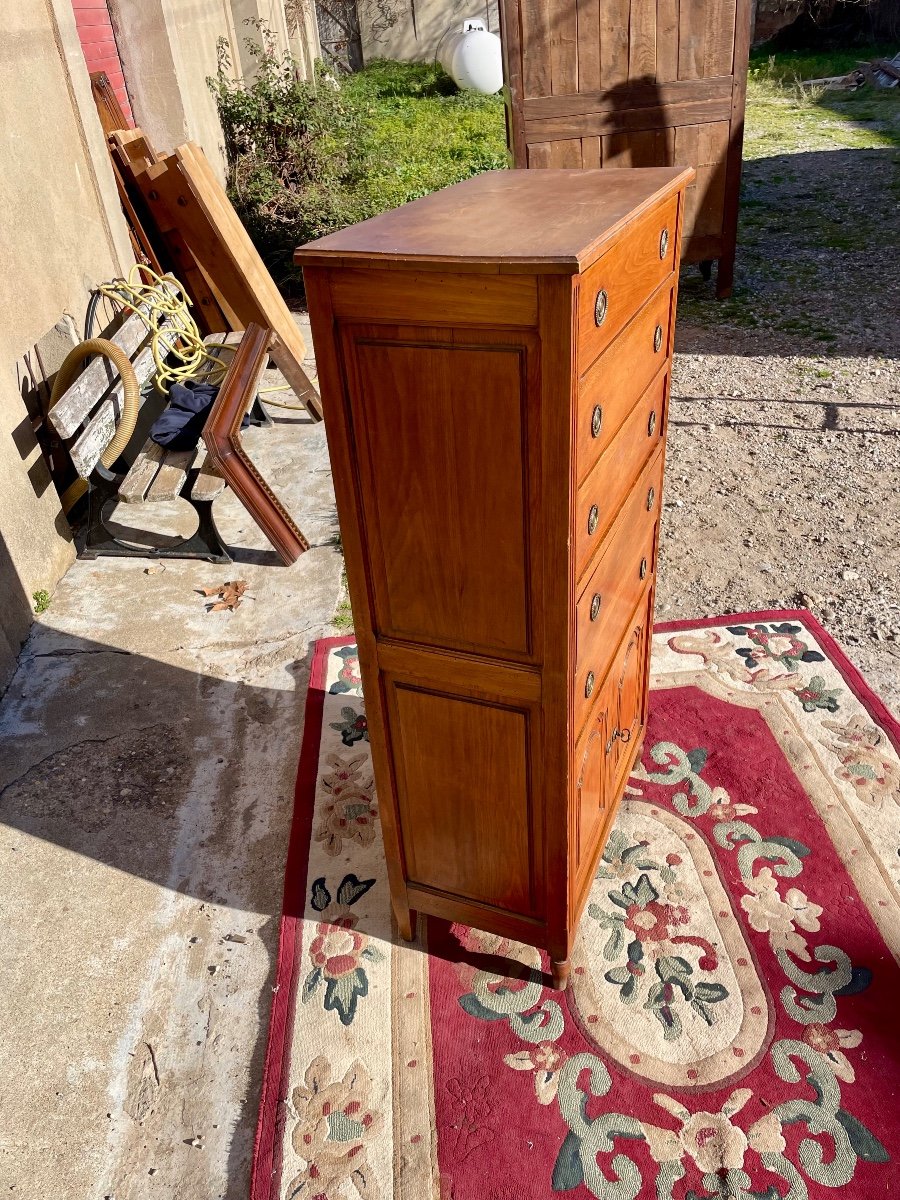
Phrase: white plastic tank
[{"left": 437, "top": 19, "right": 503, "bottom": 95}]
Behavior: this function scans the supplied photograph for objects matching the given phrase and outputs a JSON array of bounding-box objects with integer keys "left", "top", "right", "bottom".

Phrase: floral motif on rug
[{"left": 253, "top": 614, "right": 900, "bottom": 1200}]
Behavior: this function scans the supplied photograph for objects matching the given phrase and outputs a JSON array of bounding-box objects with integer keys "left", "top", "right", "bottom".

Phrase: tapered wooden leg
[
  {"left": 551, "top": 957, "right": 570, "bottom": 991},
  {"left": 396, "top": 905, "right": 417, "bottom": 943}
]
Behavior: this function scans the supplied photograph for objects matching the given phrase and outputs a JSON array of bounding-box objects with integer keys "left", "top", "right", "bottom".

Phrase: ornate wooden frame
[{"left": 202, "top": 324, "right": 310, "bottom": 565}]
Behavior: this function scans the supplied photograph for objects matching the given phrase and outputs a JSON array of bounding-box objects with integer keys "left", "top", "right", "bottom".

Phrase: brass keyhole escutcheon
[
  {"left": 640, "top": 557, "right": 648, "bottom": 580},
  {"left": 588, "top": 505, "right": 599, "bottom": 536},
  {"left": 594, "top": 288, "right": 608, "bottom": 327},
  {"left": 659, "top": 228, "right": 669, "bottom": 259},
  {"left": 647, "top": 486, "right": 656, "bottom": 511},
  {"left": 654, "top": 324, "right": 663, "bottom": 353},
  {"left": 648, "top": 410, "right": 657, "bottom": 437},
  {"left": 591, "top": 404, "right": 603, "bottom": 438},
  {"left": 590, "top": 592, "right": 602, "bottom": 621},
  {"left": 585, "top": 671, "right": 595, "bottom": 699}
]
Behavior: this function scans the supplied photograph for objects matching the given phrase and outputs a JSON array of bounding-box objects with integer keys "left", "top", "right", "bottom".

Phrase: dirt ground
[{"left": 661, "top": 88, "right": 900, "bottom": 714}]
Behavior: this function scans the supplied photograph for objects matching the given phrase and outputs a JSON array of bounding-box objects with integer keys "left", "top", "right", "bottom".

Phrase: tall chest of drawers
[{"left": 297, "top": 166, "right": 693, "bottom": 988}]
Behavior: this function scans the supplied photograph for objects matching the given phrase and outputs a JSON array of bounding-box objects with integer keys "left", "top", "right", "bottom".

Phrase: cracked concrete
[{"left": 0, "top": 333, "right": 343, "bottom": 1198}]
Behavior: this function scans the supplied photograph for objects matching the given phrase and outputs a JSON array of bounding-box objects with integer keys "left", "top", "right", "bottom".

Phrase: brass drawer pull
[
  {"left": 654, "top": 324, "right": 663, "bottom": 353},
  {"left": 594, "top": 288, "right": 608, "bottom": 327},
  {"left": 659, "top": 228, "right": 669, "bottom": 259},
  {"left": 647, "top": 486, "right": 656, "bottom": 511},
  {"left": 588, "top": 504, "right": 599, "bottom": 535},
  {"left": 605, "top": 729, "right": 617, "bottom": 755},
  {"left": 591, "top": 404, "right": 603, "bottom": 438},
  {"left": 590, "top": 592, "right": 602, "bottom": 621},
  {"left": 619, "top": 727, "right": 632, "bottom": 745},
  {"left": 640, "top": 556, "right": 648, "bottom": 580},
  {"left": 648, "top": 410, "right": 657, "bottom": 437},
  {"left": 585, "top": 671, "right": 595, "bottom": 698}
]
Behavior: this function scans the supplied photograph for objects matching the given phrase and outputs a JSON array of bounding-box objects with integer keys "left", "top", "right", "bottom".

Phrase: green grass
[{"left": 343, "top": 60, "right": 507, "bottom": 209}]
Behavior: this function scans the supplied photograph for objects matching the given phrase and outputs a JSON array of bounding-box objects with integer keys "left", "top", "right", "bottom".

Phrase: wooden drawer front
[
  {"left": 577, "top": 193, "right": 678, "bottom": 374},
  {"left": 574, "top": 452, "right": 663, "bottom": 731},
  {"left": 575, "top": 369, "right": 666, "bottom": 582},
  {"left": 574, "top": 669, "right": 615, "bottom": 871},
  {"left": 609, "top": 590, "right": 654, "bottom": 790},
  {"left": 576, "top": 285, "right": 673, "bottom": 485}
]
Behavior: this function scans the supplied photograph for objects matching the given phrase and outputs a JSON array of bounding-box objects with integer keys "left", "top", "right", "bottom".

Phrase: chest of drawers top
[{"left": 295, "top": 166, "right": 693, "bottom": 278}]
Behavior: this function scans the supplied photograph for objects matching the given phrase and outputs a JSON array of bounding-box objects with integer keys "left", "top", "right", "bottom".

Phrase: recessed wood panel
[
  {"left": 389, "top": 685, "right": 536, "bottom": 914},
  {"left": 345, "top": 331, "right": 535, "bottom": 658}
]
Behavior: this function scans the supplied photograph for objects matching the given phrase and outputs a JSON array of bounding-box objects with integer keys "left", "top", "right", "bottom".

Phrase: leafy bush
[{"left": 209, "top": 32, "right": 506, "bottom": 290}]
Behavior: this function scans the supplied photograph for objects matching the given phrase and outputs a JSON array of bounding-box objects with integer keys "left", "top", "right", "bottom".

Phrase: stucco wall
[
  {"left": 0, "top": 0, "right": 133, "bottom": 689},
  {"left": 359, "top": 0, "right": 498, "bottom": 65}
]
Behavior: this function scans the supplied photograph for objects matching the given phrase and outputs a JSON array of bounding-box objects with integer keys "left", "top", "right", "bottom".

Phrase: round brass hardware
[
  {"left": 594, "top": 288, "right": 608, "bottom": 327},
  {"left": 654, "top": 324, "right": 663, "bottom": 353},
  {"left": 648, "top": 410, "right": 657, "bottom": 437},
  {"left": 590, "top": 592, "right": 602, "bottom": 621},
  {"left": 591, "top": 404, "right": 603, "bottom": 438},
  {"left": 640, "top": 557, "right": 648, "bottom": 580},
  {"left": 646, "top": 486, "right": 656, "bottom": 511},
  {"left": 587, "top": 504, "right": 599, "bottom": 536},
  {"left": 585, "top": 671, "right": 595, "bottom": 699},
  {"left": 659, "top": 227, "right": 669, "bottom": 259},
  {"left": 605, "top": 728, "right": 618, "bottom": 754}
]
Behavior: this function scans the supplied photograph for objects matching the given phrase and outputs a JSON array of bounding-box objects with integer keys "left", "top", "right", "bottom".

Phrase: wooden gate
[{"left": 499, "top": 0, "right": 752, "bottom": 296}]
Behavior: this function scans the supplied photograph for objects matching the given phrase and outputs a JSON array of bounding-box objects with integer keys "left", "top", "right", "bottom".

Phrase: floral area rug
[{"left": 252, "top": 612, "right": 900, "bottom": 1200}]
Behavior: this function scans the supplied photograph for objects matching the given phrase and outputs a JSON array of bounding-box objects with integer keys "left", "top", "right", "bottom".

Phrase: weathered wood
[
  {"left": 525, "top": 95, "right": 732, "bottom": 139},
  {"left": 119, "top": 439, "right": 167, "bottom": 503},
  {"left": 147, "top": 447, "right": 198, "bottom": 502},
  {"left": 523, "top": 75, "right": 733, "bottom": 119},
  {"left": 49, "top": 284, "right": 178, "bottom": 438},
  {"left": 191, "top": 451, "right": 228, "bottom": 502}
]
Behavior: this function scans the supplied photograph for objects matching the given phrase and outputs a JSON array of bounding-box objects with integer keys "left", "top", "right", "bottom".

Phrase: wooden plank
[
  {"left": 548, "top": 138, "right": 584, "bottom": 166},
  {"left": 49, "top": 287, "right": 177, "bottom": 438},
  {"left": 600, "top": 0, "right": 630, "bottom": 89},
  {"left": 550, "top": 0, "right": 579, "bottom": 94},
  {"left": 119, "top": 439, "right": 166, "bottom": 503},
  {"left": 524, "top": 94, "right": 731, "bottom": 139},
  {"left": 716, "top": 0, "right": 753, "bottom": 297},
  {"left": 656, "top": 0, "right": 679, "bottom": 82},
  {"left": 523, "top": 75, "right": 733, "bottom": 119},
  {"left": 527, "top": 141, "right": 553, "bottom": 167},
  {"left": 521, "top": 0, "right": 552, "bottom": 95},
  {"left": 147, "top": 447, "right": 198, "bottom": 502},
  {"left": 166, "top": 144, "right": 323, "bottom": 420},
  {"left": 678, "top": 0, "right": 704, "bottom": 79},
  {"left": 499, "top": 0, "right": 528, "bottom": 164},
  {"left": 674, "top": 122, "right": 701, "bottom": 237},
  {"left": 575, "top": 0, "right": 602, "bottom": 92},
  {"left": 191, "top": 451, "right": 227, "bottom": 502},
  {"left": 705, "top": 0, "right": 736, "bottom": 76},
  {"left": 581, "top": 135, "right": 602, "bottom": 167},
  {"left": 603, "top": 127, "right": 671, "bottom": 166},
  {"left": 629, "top": 0, "right": 657, "bottom": 81}
]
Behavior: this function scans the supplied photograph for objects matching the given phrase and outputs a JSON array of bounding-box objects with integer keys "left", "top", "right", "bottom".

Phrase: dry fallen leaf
[{"left": 199, "top": 579, "right": 248, "bottom": 612}]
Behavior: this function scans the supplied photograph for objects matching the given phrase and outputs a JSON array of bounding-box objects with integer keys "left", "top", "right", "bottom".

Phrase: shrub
[{"left": 209, "top": 30, "right": 506, "bottom": 290}]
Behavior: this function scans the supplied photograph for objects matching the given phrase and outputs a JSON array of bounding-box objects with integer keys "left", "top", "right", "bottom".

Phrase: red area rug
[{"left": 252, "top": 612, "right": 900, "bottom": 1200}]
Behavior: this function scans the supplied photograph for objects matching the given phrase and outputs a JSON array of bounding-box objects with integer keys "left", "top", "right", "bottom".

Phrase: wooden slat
[
  {"left": 678, "top": 0, "right": 704, "bottom": 79},
  {"left": 601, "top": 127, "right": 672, "bottom": 167},
  {"left": 656, "top": 0, "right": 680, "bottom": 82},
  {"left": 575, "top": 0, "right": 602, "bottom": 92},
  {"left": 628, "top": 0, "right": 657, "bottom": 81},
  {"left": 499, "top": 0, "right": 528, "bottom": 163},
  {"left": 581, "top": 135, "right": 602, "bottom": 167},
  {"left": 550, "top": 0, "right": 578, "bottom": 94},
  {"left": 119, "top": 439, "right": 166, "bottom": 503},
  {"left": 191, "top": 451, "right": 227, "bottom": 502},
  {"left": 716, "top": 0, "right": 753, "bottom": 297},
  {"left": 521, "top": 0, "right": 552, "bottom": 95},
  {"left": 674, "top": 122, "right": 702, "bottom": 235},
  {"left": 525, "top": 94, "right": 731, "bottom": 139},
  {"left": 705, "top": 0, "right": 736, "bottom": 76},
  {"left": 522, "top": 75, "right": 733, "bottom": 119},
  {"left": 600, "top": 0, "right": 630, "bottom": 89},
  {"left": 49, "top": 284, "right": 178, "bottom": 438},
  {"left": 527, "top": 141, "right": 553, "bottom": 167},
  {"left": 147, "top": 447, "right": 198, "bottom": 501},
  {"left": 548, "top": 138, "right": 584, "bottom": 166}
]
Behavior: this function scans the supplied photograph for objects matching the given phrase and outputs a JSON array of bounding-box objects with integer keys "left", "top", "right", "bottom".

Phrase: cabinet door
[
  {"left": 611, "top": 594, "right": 653, "bottom": 786},
  {"left": 575, "top": 679, "right": 615, "bottom": 867}
]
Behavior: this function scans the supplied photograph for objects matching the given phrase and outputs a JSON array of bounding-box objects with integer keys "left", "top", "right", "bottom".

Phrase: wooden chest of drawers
[{"left": 296, "top": 166, "right": 692, "bottom": 988}]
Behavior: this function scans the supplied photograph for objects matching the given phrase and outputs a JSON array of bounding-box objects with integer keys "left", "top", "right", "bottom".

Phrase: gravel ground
[{"left": 660, "top": 87, "right": 900, "bottom": 713}]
